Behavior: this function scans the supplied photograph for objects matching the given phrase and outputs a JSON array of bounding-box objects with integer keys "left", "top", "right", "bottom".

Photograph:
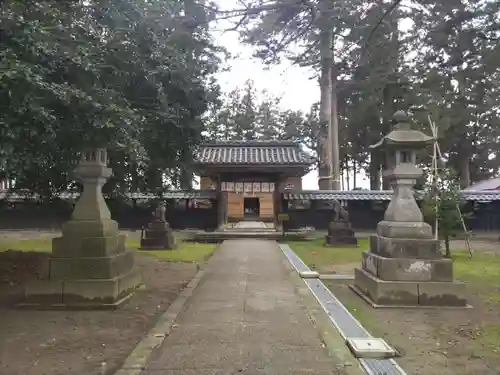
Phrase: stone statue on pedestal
[
  {"left": 351, "top": 111, "right": 467, "bottom": 307},
  {"left": 333, "top": 200, "right": 349, "bottom": 221},
  {"left": 325, "top": 200, "right": 358, "bottom": 246},
  {"left": 153, "top": 203, "right": 166, "bottom": 223},
  {"left": 140, "top": 201, "right": 176, "bottom": 250}
]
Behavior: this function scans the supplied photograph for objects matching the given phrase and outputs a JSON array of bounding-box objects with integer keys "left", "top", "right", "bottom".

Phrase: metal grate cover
[{"left": 278, "top": 244, "right": 408, "bottom": 375}]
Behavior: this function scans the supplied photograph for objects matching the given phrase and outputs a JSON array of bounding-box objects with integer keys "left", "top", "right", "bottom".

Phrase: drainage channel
[
  {"left": 279, "top": 244, "right": 408, "bottom": 375},
  {"left": 281, "top": 244, "right": 311, "bottom": 274}
]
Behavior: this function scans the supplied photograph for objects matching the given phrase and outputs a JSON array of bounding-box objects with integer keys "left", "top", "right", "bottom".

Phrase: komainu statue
[{"left": 325, "top": 200, "right": 357, "bottom": 246}]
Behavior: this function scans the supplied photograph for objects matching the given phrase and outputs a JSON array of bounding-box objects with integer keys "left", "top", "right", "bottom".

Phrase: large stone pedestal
[
  {"left": 19, "top": 149, "right": 141, "bottom": 309},
  {"left": 353, "top": 268, "right": 467, "bottom": 307},
  {"left": 325, "top": 220, "right": 358, "bottom": 246},
  {"left": 352, "top": 231, "right": 468, "bottom": 307},
  {"left": 140, "top": 221, "right": 176, "bottom": 250},
  {"left": 21, "top": 219, "right": 141, "bottom": 309}
]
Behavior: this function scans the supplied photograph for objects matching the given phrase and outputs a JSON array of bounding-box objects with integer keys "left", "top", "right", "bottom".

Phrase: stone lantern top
[
  {"left": 75, "top": 148, "right": 112, "bottom": 182},
  {"left": 370, "top": 111, "right": 434, "bottom": 150},
  {"left": 81, "top": 148, "right": 108, "bottom": 165}
]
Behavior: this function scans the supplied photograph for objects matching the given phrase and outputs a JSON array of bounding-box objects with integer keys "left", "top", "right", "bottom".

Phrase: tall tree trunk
[
  {"left": 317, "top": 0, "right": 333, "bottom": 190},
  {"left": 179, "top": 147, "right": 193, "bottom": 190},
  {"left": 131, "top": 160, "right": 139, "bottom": 192},
  {"left": 179, "top": 0, "right": 201, "bottom": 190},
  {"left": 331, "top": 67, "right": 341, "bottom": 190},
  {"left": 381, "top": 10, "right": 400, "bottom": 190},
  {"left": 353, "top": 159, "right": 357, "bottom": 189},
  {"left": 180, "top": 170, "right": 193, "bottom": 190},
  {"left": 456, "top": 80, "right": 471, "bottom": 188},
  {"left": 369, "top": 151, "right": 381, "bottom": 190},
  {"left": 458, "top": 144, "right": 471, "bottom": 188},
  {"left": 345, "top": 155, "right": 350, "bottom": 190},
  {"left": 146, "top": 163, "right": 162, "bottom": 192}
]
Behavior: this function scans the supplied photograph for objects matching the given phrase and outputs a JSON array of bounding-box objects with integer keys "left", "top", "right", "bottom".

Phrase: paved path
[
  {"left": 234, "top": 221, "right": 267, "bottom": 229},
  {"left": 142, "top": 239, "right": 344, "bottom": 375}
]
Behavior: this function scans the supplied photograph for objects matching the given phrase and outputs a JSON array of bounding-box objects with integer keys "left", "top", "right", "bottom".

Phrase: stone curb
[
  {"left": 279, "top": 247, "right": 365, "bottom": 375},
  {"left": 112, "top": 268, "right": 206, "bottom": 375}
]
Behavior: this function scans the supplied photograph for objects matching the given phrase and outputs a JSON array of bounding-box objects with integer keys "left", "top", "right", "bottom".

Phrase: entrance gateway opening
[{"left": 243, "top": 197, "right": 260, "bottom": 219}]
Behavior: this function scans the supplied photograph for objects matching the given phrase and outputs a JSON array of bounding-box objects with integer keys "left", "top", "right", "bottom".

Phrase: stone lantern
[
  {"left": 372, "top": 110, "right": 434, "bottom": 235},
  {"left": 351, "top": 111, "right": 468, "bottom": 307},
  {"left": 21, "top": 149, "right": 141, "bottom": 309}
]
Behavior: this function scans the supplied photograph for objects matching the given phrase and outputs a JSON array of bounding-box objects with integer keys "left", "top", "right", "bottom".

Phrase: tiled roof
[
  {"left": 283, "top": 191, "right": 396, "bottom": 201},
  {"left": 0, "top": 190, "right": 216, "bottom": 201},
  {"left": 283, "top": 190, "right": 500, "bottom": 201},
  {"left": 463, "top": 177, "right": 500, "bottom": 191},
  {"left": 4, "top": 189, "right": 500, "bottom": 202},
  {"left": 195, "top": 140, "right": 314, "bottom": 165},
  {"left": 130, "top": 190, "right": 216, "bottom": 199}
]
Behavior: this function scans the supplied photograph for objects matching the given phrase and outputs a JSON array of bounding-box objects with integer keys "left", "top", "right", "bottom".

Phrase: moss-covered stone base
[
  {"left": 18, "top": 216, "right": 142, "bottom": 309},
  {"left": 352, "top": 268, "right": 468, "bottom": 307},
  {"left": 19, "top": 268, "right": 142, "bottom": 310}
]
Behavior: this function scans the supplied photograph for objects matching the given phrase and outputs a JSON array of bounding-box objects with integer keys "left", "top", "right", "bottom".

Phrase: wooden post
[
  {"left": 273, "top": 177, "right": 282, "bottom": 230},
  {"left": 215, "top": 175, "right": 226, "bottom": 229}
]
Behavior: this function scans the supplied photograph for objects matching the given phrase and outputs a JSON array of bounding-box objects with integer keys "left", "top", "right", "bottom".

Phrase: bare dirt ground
[
  {"left": 323, "top": 239, "right": 500, "bottom": 375},
  {"left": 330, "top": 283, "right": 500, "bottom": 375},
  {"left": 0, "top": 230, "right": 198, "bottom": 375}
]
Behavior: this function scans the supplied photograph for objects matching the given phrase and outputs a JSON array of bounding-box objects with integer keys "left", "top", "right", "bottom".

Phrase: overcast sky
[{"left": 208, "top": 0, "right": 371, "bottom": 190}]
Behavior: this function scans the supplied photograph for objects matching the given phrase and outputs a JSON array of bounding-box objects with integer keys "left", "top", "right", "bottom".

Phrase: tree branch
[{"left": 359, "top": 0, "right": 402, "bottom": 62}]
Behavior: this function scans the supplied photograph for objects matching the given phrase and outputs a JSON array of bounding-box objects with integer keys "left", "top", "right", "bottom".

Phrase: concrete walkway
[
  {"left": 142, "top": 239, "right": 345, "bottom": 374},
  {"left": 234, "top": 220, "right": 267, "bottom": 229}
]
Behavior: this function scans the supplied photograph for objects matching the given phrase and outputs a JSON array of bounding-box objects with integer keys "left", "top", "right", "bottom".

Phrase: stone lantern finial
[{"left": 392, "top": 110, "right": 410, "bottom": 130}]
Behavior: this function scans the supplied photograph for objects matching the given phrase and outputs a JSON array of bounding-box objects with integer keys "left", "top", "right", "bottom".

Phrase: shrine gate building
[{"left": 194, "top": 140, "right": 314, "bottom": 227}]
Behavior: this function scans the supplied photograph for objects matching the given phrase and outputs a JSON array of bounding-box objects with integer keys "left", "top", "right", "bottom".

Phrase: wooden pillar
[
  {"left": 214, "top": 175, "right": 224, "bottom": 229},
  {"left": 217, "top": 191, "right": 227, "bottom": 228},
  {"left": 273, "top": 177, "right": 282, "bottom": 230}
]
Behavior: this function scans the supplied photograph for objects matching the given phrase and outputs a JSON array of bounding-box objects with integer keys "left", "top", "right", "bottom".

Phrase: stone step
[
  {"left": 192, "top": 231, "right": 282, "bottom": 242},
  {"left": 223, "top": 228, "right": 277, "bottom": 232}
]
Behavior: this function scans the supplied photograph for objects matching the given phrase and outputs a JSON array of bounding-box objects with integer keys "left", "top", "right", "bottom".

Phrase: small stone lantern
[{"left": 351, "top": 111, "right": 468, "bottom": 307}]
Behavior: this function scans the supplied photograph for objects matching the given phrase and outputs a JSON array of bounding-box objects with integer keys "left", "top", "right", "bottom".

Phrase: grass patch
[
  {"left": 0, "top": 236, "right": 217, "bottom": 264},
  {"left": 288, "top": 239, "right": 500, "bottom": 281},
  {"left": 0, "top": 238, "right": 52, "bottom": 252},
  {"left": 135, "top": 242, "right": 217, "bottom": 263},
  {"left": 453, "top": 250, "right": 500, "bottom": 283},
  {"left": 476, "top": 325, "right": 500, "bottom": 355},
  {"left": 485, "top": 293, "right": 500, "bottom": 303},
  {"left": 453, "top": 250, "right": 500, "bottom": 308},
  {"left": 286, "top": 237, "right": 368, "bottom": 272}
]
